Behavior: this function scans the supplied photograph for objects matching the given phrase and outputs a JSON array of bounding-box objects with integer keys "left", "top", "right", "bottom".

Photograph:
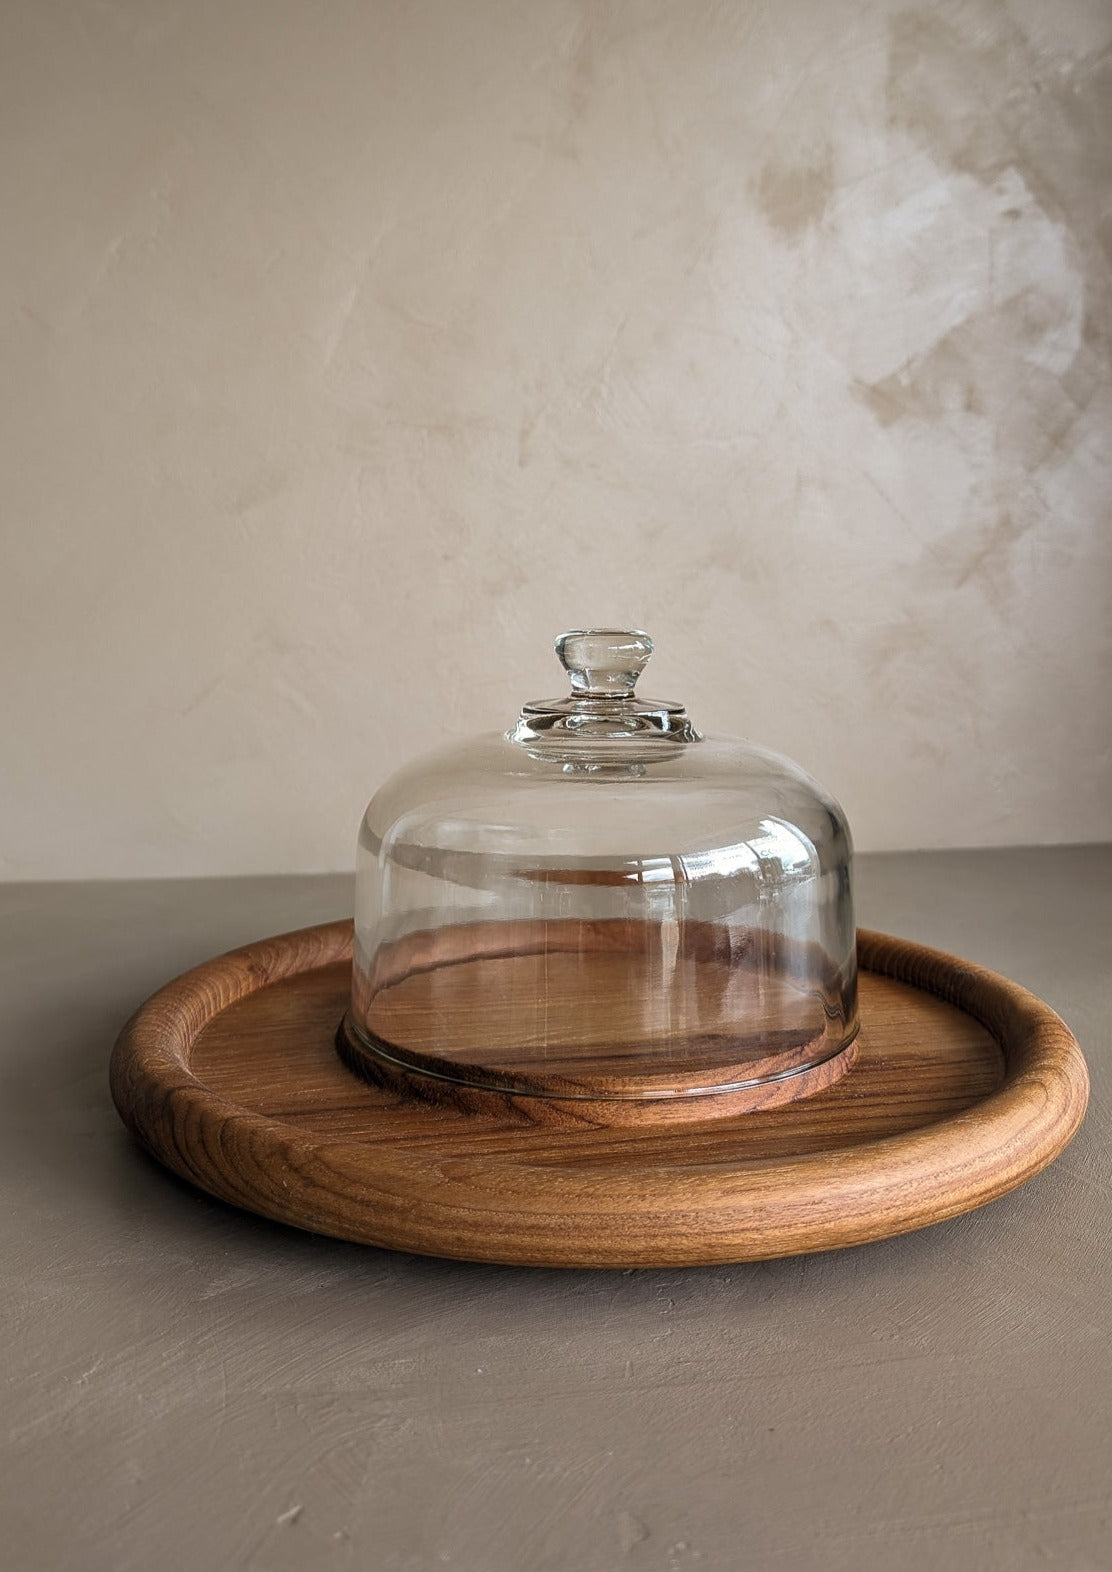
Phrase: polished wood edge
[
  {"left": 336, "top": 1013, "right": 859, "bottom": 1127},
  {"left": 857, "top": 927, "right": 1090, "bottom": 1093},
  {"left": 110, "top": 919, "right": 1091, "bottom": 1268}
]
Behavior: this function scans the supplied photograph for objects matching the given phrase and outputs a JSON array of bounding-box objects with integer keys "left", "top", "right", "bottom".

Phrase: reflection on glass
[{"left": 350, "top": 630, "right": 857, "bottom": 1102}]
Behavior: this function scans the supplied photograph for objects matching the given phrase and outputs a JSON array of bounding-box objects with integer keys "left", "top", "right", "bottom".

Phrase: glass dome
[{"left": 345, "top": 629, "right": 857, "bottom": 1116}]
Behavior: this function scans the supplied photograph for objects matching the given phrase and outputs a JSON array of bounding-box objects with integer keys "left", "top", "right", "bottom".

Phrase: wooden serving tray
[{"left": 110, "top": 921, "right": 1088, "bottom": 1268}]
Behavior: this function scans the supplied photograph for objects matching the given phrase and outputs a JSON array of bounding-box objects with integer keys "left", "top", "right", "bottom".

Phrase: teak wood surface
[
  {"left": 344, "top": 917, "right": 860, "bottom": 1123},
  {"left": 109, "top": 920, "right": 1089, "bottom": 1267}
]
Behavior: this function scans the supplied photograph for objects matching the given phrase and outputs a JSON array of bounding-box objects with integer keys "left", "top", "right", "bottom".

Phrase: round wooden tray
[{"left": 110, "top": 921, "right": 1089, "bottom": 1268}]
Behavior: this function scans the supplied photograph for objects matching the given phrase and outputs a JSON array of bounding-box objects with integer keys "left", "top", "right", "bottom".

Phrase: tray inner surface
[{"left": 191, "top": 962, "right": 1004, "bottom": 1163}]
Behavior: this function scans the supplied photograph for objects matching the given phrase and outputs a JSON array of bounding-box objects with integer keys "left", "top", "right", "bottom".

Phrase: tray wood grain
[
  {"left": 109, "top": 921, "right": 1089, "bottom": 1267},
  {"left": 343, "top": 917, "right": 857, "bottom": 1121}
]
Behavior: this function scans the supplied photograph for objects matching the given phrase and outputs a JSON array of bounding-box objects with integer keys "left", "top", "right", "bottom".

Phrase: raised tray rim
[{"left": 109, "top": 921, "right": 1089, "bottom": 1267}]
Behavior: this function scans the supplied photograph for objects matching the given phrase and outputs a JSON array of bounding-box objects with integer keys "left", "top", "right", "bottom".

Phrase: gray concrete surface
[{"left": 2, "top": 848, "right": 1110, "bottom": 1572}]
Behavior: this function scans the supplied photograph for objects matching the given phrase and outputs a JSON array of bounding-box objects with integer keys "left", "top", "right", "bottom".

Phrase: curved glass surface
[{"left": 349, "top": 630, "right": 857, "bottom": 1103}]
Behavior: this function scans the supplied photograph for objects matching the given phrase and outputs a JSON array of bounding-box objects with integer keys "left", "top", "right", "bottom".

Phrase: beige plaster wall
[{"left": 2, "top": 0, "right": 1110, "bottom": 878}]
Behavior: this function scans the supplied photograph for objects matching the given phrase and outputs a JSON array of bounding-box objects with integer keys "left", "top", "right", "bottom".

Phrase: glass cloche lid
[{"left": 344, "top": 629, "right": 857, "bottom": 1116}]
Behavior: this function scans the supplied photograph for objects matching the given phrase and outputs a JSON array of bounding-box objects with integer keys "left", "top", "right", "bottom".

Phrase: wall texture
[{"left": 2, "top": 0, "right": 1110, "bottom": 878}]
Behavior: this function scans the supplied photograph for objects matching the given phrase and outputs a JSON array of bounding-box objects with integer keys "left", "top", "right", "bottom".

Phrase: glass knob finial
[{"left": 555, "top": 629, "right": 654, "bottom": 698}]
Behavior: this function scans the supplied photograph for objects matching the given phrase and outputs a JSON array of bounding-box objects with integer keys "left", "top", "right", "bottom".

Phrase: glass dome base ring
[{"left": 336, "top": 1013, "right": 859, "bottom": 1127}]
